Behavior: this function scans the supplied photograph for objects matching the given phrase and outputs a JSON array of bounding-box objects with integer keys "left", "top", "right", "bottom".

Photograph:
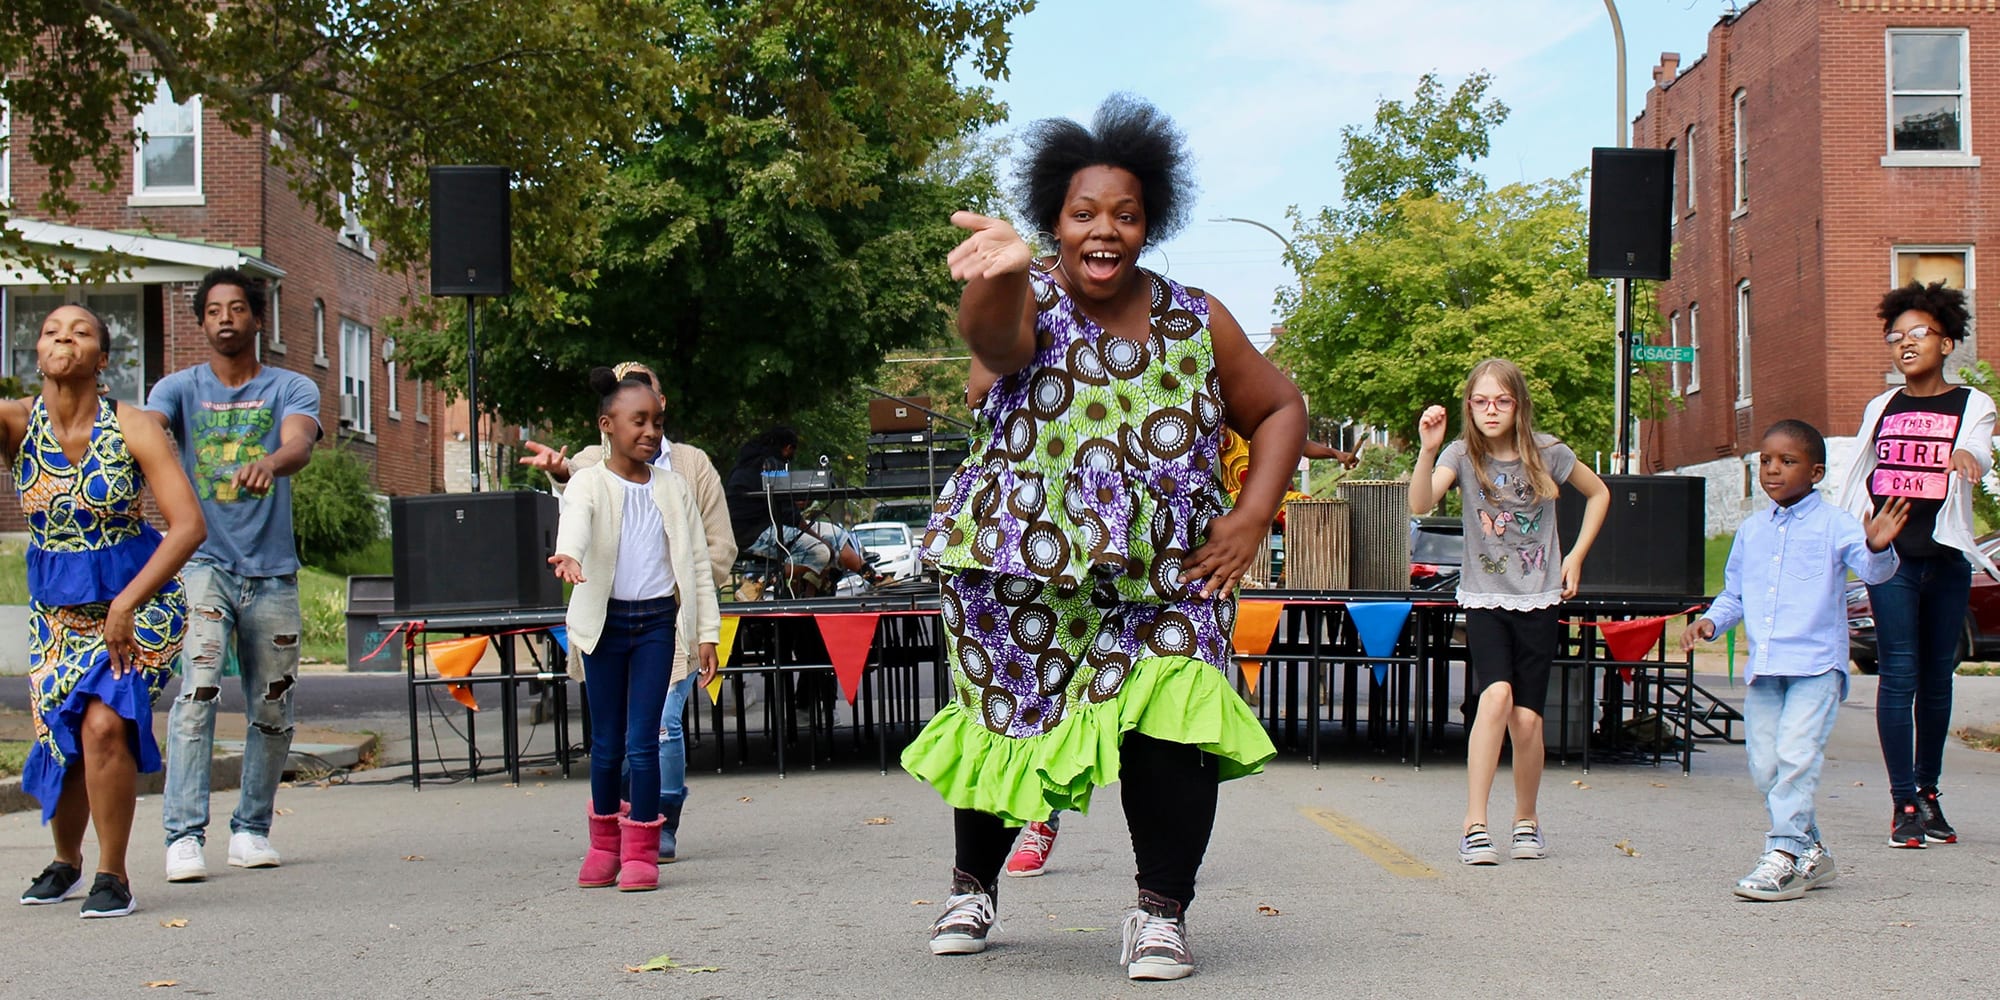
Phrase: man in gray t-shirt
[{"left": 148, "top": 268, "right": 321, "bottom": 884}]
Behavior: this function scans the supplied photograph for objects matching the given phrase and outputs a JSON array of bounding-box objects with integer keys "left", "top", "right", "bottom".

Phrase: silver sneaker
[
  {"left": 1794, "top": 842, "right": 1837, "bottom": 890},
  {"left": 1120, "top": 890, "right": 1194, "bottom": 981},
  {"left": 1733, "top": 850, "right": 1805, "bottom": 902},
  {"left": 1459, "top": 824, "right": 1500, "bottom": 865},
  {"left": 1509, "top": 820, "right": 1548, "bottom": 860},
  {"left": 928, "top": 869, "right": 996, "bottom": 955}
]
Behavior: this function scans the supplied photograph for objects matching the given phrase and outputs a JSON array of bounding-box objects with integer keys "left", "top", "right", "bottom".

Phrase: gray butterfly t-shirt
[{"left": 1440, "top": 435, "right": 1576, "bottom": 610}]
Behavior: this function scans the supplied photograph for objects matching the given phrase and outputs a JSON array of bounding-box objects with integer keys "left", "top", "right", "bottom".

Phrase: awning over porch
[{"left": 2, "top": 218, "right": 285, "bottom": 286}]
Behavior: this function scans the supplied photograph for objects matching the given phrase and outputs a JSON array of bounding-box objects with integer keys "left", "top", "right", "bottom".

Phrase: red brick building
[
  {"left": 1635, "top": 0, "right": 2000, "bottom": 527},
  {"left": 1, "top": 77, "right": 445, "bottom": 525}
]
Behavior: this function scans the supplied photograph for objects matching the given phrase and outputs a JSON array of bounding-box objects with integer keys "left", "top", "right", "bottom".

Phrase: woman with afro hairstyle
[
  {"left": 903, "top": 94, "right": 1305, "bottom": 981},
  {"left": 1836, "top": 280, "right": 1997, "bottom": 849}
]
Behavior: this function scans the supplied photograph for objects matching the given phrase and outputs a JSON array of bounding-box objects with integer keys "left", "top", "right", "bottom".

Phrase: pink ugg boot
[
  {"left": 618, "top": 815, "right": 666, "bottom": 892},
  {"left": 577, "top": 809, "right": 622, "bottom": 888}
]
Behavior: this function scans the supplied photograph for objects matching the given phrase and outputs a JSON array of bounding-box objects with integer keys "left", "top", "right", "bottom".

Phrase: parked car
[
  {"left": 851, "top": 520, "right": 924, "bottom": 581},
  {"left": 1847, "top": 532, "right": 2000, "bottom": 674},
  {"left": 869, "top": 499, "right": 933, "bottom": 533},
  {"left": 1410, "top": 516, "right": 1463, "bottom": 590}
]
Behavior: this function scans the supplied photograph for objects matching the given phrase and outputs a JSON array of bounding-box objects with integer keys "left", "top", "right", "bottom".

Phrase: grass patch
[
  {"left": 1958, "top": 663, "right": 2000, "bottom": 676},
  {"left": 1704, "top": 533, "right": 1733, "bottom": 598},
  {"left": 300, "top": 566, "right": 348, "bottom": 665},
  {"left": 315, "top": 537, "right": 393, "bottom": 578},
  {"left": 0, "top": 538, "right": 26, "bottom": 605},
  {"left": 1960, "top": 727, "right": 2000, "bottom": 752},
  {"left": 0, "top": 740, "right": 28, "bottom": 779}
]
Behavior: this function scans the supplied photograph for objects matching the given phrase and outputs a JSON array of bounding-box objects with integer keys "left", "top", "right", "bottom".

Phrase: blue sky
[{"left": 974, "top": 0, "right": 1735, "bottom": 346}]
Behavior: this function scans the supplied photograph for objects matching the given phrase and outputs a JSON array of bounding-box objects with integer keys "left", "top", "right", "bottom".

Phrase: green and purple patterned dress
[{"left": 901, "top": 270, "right": 1275, "bottom": 825}]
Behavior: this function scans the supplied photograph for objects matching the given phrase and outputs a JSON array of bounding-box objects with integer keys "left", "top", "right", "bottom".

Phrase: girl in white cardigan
[
  {"left": 549, "top": 369, "right": 720, "bottom": 892},
  {"left": 1837, "top": 282, "right": 1996, "bottom": 849}
]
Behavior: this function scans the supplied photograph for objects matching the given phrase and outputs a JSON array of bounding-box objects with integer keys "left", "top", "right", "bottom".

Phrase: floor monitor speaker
[
  {"left": 391, "top": 491, "right": 560, "bottom": 613},
  {"left": 1556, "top": 474, "right": 1705, "bottom": 597}
]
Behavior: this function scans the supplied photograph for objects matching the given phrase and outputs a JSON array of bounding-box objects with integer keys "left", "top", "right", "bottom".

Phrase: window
[
  {"left": 1732, "top": 89, "right": 1748, "bottom": 213},
  {"left": 1735, "top": 281, "right": 1752, "bottom": 406},
  {"left": 268, "top": 94, "right": 284, "bottom": 147},
  {"left": 415, "top": 377, "right": 428, "bottom": 422},
  {"left": 266, "top": 283, "right": 284, "bottom": 354},
  {"left": 2, "top": 287, "right": 148, "bottom": 403},
  {"left": 384, "top": 338, "right": 400, "bottom": 420},
  {"left": 1, "top": 101, "right": 10, "bottom": 203},
  {"left": 1667, "top": 141, "right": 1678, "bottom": 235},
  {"left": 313, "top": 298, "right": 329, "bottom": 367},
  {"left": 1892, "top": 246, "right": 1976, "bottom": 381},
  {"left": 1684, "top": 124, "right": 1697, "bottom": 212},
  {"left": 133, "top": 78, "right": 202, "bottom": 203},
  {"left": 1886, "top": 29, "right": 1973, "bottom": 160},
  {"left": 1687, "top": 303, "right": 1701, "bottom": 393},
  {"left": 340, "top": 317, "right": 372, "bottom": 434},
  {"left": 1669, "top": 311, "right": 1683, "bottom": 395},
  {"left": 338, "top": 159, "right": 372, "bottom": 255}
]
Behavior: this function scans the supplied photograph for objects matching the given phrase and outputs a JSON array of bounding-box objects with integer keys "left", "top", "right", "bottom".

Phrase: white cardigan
[
  {"left": 555, "top": 462, "right": 722, "bottom": 681},
  {"left": 1835, "top": 385, "right": 1999, "bottom": 580}
]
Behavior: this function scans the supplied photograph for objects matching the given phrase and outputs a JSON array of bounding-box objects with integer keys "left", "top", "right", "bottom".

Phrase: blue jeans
[
  {"left": 657, "top": 670, "right": 697, "bottom": 807},
  {"left": 1743, "top": 671, "right": 1843, "bottom": 856},
  {"left": 163, "top": 564, "right": 301, "bottom": 845},
  {"left": 1867, "top": 552, "right": 1971, "bottom": 802},
  {"left": 584, "top": 598, "right": 677, "bottom": 822},
  {"left": 745, "top": 524, "right": 831, "bottom": 573}
]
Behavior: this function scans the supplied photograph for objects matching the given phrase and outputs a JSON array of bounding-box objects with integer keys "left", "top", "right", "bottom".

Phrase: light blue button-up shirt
[{"left": 1704, "top": 490, "right": 1898, "bottom": 687}]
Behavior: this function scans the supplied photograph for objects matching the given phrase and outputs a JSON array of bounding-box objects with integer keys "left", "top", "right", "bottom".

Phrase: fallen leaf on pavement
[
  {"left": 1369, "top": 775, "right": 1385, "bottom": 783},
  {"left": 1854, "top": 781, "right": 1865, "bottom": 787},
  {"left": 1649, "top": 782, "right": 1668, "bottom": 788},
  {"left": 1613, "top": 839, "right": 1641, "bottom": 857},
  {"left": 864, "top": 816, "right": 893, "bottom": 826},
  {"left": 275, "top": 808, "right": 293, "bottom": 817},
  {"left": 910, "top": 899, "right": 932, "bottom": 906},
  {"left": 1572, "top": 780, "right": 1592, "bottom": 790},
  {"left": 278, "top": 781, "right": 293, "bottom": 789},
  {"left": 159, "top": 918, "right": 188, "bottom": 928},
  {"left": 739, "top": 796, "right": 753, "bottom": 803},
  {"left": 625, "top": 954, "right": 721, "bottom": 974},
  {"left": 1890, "top": 921, "right": 1914, "bottom": 928},
  {"left": 1257, "top": 905, "right": 1282, "bottom": 916},
  {"left": 1062, "top": 927, "right": 1105, "bottom": 933},
  {"left": 144, "top": 982, "right": 177, "bottom": 989},
  {"left": 402, "top": 855, "right": 426, "bottom": 862}
]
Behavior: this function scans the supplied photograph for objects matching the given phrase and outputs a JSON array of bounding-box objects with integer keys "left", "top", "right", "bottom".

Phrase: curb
[{"left": 0, "top": 732, "right": 378, "bottom": 817}]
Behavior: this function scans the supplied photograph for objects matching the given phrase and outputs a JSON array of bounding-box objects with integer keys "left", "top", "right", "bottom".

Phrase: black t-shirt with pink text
[{"left": 1869, "top": 386, "right": 1971, "bottom": 559}]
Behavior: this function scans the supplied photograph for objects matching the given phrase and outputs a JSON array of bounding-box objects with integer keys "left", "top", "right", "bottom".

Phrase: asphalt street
[{"left": 2, "top": 675, "right": 1998, "bottom": 999}]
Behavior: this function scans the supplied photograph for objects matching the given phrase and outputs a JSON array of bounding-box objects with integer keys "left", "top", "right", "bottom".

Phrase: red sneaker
[{"left": 1005, "top": 821, "right": 1058, "bottom": 877}]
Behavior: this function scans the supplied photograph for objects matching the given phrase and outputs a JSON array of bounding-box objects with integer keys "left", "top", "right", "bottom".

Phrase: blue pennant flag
[
  {"left": 549, "top": 625, "right": 569, "bottom": 655},
  {"left": 1346, "top": 601, "right": 1414, "bottom": 684}
]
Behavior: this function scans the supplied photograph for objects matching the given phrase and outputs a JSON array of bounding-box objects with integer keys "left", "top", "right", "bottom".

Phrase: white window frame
[
  {"left": 1732, "top": 89, "right": 1748, "bottom": 216},
  {"left": 1889, "top": 245, "right": 1976, "bottom": 383},
  {"left": 1735, "top": 281, "right": 1752, "bottom": 408},
  {"left": 1883, "top": 28, "right": 1979, "bottom": 167},
  {"left": 339, "top": 317, "right": 373, "bottom": 436},
  {"left": 338, "top": 158, "right": 374, "bottom": 257},
  {"left": 265, "top": 282, "right": 285, "bottom": 354},
  {"left": 268, "top": 94, "right": 284, "bottom": 148},
  {"left": 1687, "top": 302, "right": 1702, "bottom": 394},
  {"left": 384, "top": 337, "right": 400, "bottom": 421},
  {"left": 1, "top": 100, "right": 10, "bottom": 205},
  {"left": 415, "top": 377, "right": 429, "bottom": 423},
  {"left": 1667, "top": 140, "right": 1678, "bottom": 236},
  {"left": 312, "top": 298, "right": 329, "bottom": 367},
  {"left": 1669, "top": 310, "right": 1683, "bottom": 395},
  {"left": 1684, "top": 124, "right": 1697, "bottom": 213},
  {"left": 130, "top": 77, "right": 204, "bottom": 206}
]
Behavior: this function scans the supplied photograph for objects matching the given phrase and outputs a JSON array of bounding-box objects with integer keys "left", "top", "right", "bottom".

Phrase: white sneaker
[
  {"left": 227, "top": 832, "right": 281, "bottom": 869},
  {"left": 164, "top": 836, "right": 208, "bottom": 882}
]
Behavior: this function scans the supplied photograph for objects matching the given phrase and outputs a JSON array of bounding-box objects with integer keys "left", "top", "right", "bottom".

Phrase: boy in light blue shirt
[{"left": 1682, "top": 420, "right": 1907, "bottom": 902}]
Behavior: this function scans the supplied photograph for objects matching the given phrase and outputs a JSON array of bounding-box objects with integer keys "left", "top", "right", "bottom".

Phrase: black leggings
[{"left": 952, "top": 733, "right": 1220, "bottom": 909}]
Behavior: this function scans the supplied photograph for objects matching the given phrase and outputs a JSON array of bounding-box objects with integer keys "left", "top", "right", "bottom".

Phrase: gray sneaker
[
  {"left": 1459, "top": 824, "right": 1500, "bottom": 865},
  {"left": 1120, "top": 890, "right": 1194, "bottom": 981},
  {"left": 928, "top": 869, "right": 996, "bottom": 955},
  {"left": 1794, "top": 842, "right": 1837, "bottom": 890},
  {"left": 1733, "top": 850, "right": 1805, "bottom": 902},
  {"left": 1509, "top": 820, "right": 1548, "bottom": 860}
]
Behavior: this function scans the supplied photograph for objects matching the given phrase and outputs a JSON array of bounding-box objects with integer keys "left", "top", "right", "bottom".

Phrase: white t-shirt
[{"left": 611, "top": 477, "right": 677, "bottom": 601}]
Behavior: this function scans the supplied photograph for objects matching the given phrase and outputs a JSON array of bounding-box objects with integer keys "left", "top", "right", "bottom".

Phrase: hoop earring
[
  {"left": 1030, "top": 231, "right": 1059, "bottom": 275},
  {"left": 1140, "top": 244, "right": 1170, "bottom": 278}
]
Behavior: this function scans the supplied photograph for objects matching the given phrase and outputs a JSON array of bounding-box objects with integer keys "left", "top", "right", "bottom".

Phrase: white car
[{"left": 850, "top": 520, "right": 922, "bottom": 581}]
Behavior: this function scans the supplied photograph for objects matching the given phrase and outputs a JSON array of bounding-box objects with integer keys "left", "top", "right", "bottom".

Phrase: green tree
[
  {"left": 1, "top": 0, "right": 1025, "bottom": 324},
  {"left": 291, "top": 446, "right": 382, "bottom": 567},
  {"left": 1336, "top": 71, "right": 1509, "bottom": 225}
]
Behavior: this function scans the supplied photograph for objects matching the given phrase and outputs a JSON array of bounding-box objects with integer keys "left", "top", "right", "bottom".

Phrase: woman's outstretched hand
[
  {"left": 947, "top": 211, "right": 1031, "bottom": 282},
  {"left": 548, "top": 554, "right": 585, "bottom": 585}
]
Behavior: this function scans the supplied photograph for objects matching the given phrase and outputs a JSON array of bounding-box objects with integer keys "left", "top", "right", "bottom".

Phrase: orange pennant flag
[
  {"left": 1233, "top": 600, "right": 1285, "bottom": 695},
  {"left": 428, "top": 635, "right": 486, "bottom": 711},
  {"left": 816, "top": 613, "right": 881, "bottom": 705}
]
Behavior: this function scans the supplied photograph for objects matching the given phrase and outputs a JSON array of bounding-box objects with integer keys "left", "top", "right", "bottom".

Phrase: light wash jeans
[
  {"left": 163, "top": 564, "right": 301, "bottom": 846},
  {"left": 658, "top": 670, "right": 698, "bottom": 807},
  {"left": 1743, "top": 670, "right": 1844, "bottom": 857}
]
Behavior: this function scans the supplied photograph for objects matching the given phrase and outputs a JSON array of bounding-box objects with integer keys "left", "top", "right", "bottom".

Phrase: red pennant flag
[
  {"left": 815, "top": 612, "right": 882, "bottom": 705},
  {"left": 1232, "top": 600, "right": 1285, "bottom": 695},
  {"left": 428, "top": 635, "right": 486, "bottom": 712},
  {"left": 1599, "top": 617, "right": 1667, "bottom": 681}
]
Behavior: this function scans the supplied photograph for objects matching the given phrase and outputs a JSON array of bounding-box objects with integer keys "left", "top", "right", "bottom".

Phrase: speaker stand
[
  {"left": 1614, "top": 277, "right": 1634, "bottom": 475},
  {"left": 465, "top": 295, "right": 482, "bottom": 493}
]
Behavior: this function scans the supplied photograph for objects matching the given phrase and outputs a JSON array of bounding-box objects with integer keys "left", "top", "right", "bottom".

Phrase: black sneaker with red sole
[
  {"left": 1889, "top": 800, "right": 1926, "bottom": 849},
  {"left": 1917, "top": 788, "right": 1958, "bottom": 844}
]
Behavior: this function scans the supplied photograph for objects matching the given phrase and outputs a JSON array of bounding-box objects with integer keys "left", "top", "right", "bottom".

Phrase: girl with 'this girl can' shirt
[{"left": 1837, "top": 281, "right": 1998, "bottom": 849}]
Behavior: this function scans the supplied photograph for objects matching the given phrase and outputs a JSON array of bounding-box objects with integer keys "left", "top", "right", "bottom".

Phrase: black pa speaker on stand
[
  {"left": 1588, "top": 147, "right": 1675, "bottom": 475},
  {"left": 429, "top": 165, "right": 512, "bottom": 494}
]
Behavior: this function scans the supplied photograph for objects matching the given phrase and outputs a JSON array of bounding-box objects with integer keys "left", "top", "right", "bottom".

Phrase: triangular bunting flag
[
  {"left": 1600, "top": 616, "right": 1666, "bottom": 664},
  {"left": 428, "top": 635, "right": 486, "bottom": 712},
  {"left": 815, "top": 613, "right": 881, "bottom": 705},
  {"left": 548, "top": 625, "right": 568, "bottom": 655},
  {"left": 1232, "top": 600, "right": 1285, "bottom": 695},
  {"left": 1346, "top": 601, "right": 1414, "bottom": 684},
  {"left": 706, "top": 616, "right": 743, "bottom": 704}
]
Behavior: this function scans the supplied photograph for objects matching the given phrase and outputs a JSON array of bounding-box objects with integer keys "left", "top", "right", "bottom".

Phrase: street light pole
[{"left": 1604, "top": 0, "right": 1635, "bottom": 475}]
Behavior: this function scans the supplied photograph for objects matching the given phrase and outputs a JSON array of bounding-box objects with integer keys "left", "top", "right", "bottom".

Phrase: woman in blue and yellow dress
[{"left": 4, "top": 304, "right": 205, "bottom": 918}]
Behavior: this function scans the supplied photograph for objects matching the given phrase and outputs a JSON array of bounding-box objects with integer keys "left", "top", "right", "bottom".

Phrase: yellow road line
[{"left": 1299, "top": 806, "right": 1439, "bottom": 879}]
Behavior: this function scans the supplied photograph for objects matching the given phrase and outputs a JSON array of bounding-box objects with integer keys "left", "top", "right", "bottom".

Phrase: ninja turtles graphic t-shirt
[
  {"left": 1441, "top": 435, "right": 1576, "bottom": 611},
  {"left": 1869, "top": 386, "right": 1971, "bottom": 559},
  {"left": 147, "top": 363, "right": 322, "bottom": 576}
]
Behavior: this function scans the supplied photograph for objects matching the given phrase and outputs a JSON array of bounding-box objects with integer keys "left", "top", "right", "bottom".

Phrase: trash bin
[{"left": 345, "top": 575, "right": 398, "bottom": 672}]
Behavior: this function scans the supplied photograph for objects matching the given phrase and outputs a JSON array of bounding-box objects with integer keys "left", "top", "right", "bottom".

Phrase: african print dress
[
  {"left": 16, "top": 396, "right": 187, "bottom": 822},
  {"left": 901, "top": 270, "right": 1276, "bottom": 826}
]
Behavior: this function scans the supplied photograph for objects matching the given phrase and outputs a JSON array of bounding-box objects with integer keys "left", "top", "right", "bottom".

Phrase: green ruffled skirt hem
[{"left": 899, "top": 655, "right": 1278, "bottom": 827}]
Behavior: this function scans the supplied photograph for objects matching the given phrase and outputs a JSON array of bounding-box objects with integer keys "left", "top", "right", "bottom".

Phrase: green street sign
[{"left": 1633, "top": 344, "right": 1696, "bottom": 363}]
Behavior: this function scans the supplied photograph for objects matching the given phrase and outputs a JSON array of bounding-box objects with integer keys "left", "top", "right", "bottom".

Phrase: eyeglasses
[
  {"left": 1469, "top": 395, "right": 1517, "bottom": 412},
  {"left": 1884, "top": 325, "right": 1937, "bottom": 345}
]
